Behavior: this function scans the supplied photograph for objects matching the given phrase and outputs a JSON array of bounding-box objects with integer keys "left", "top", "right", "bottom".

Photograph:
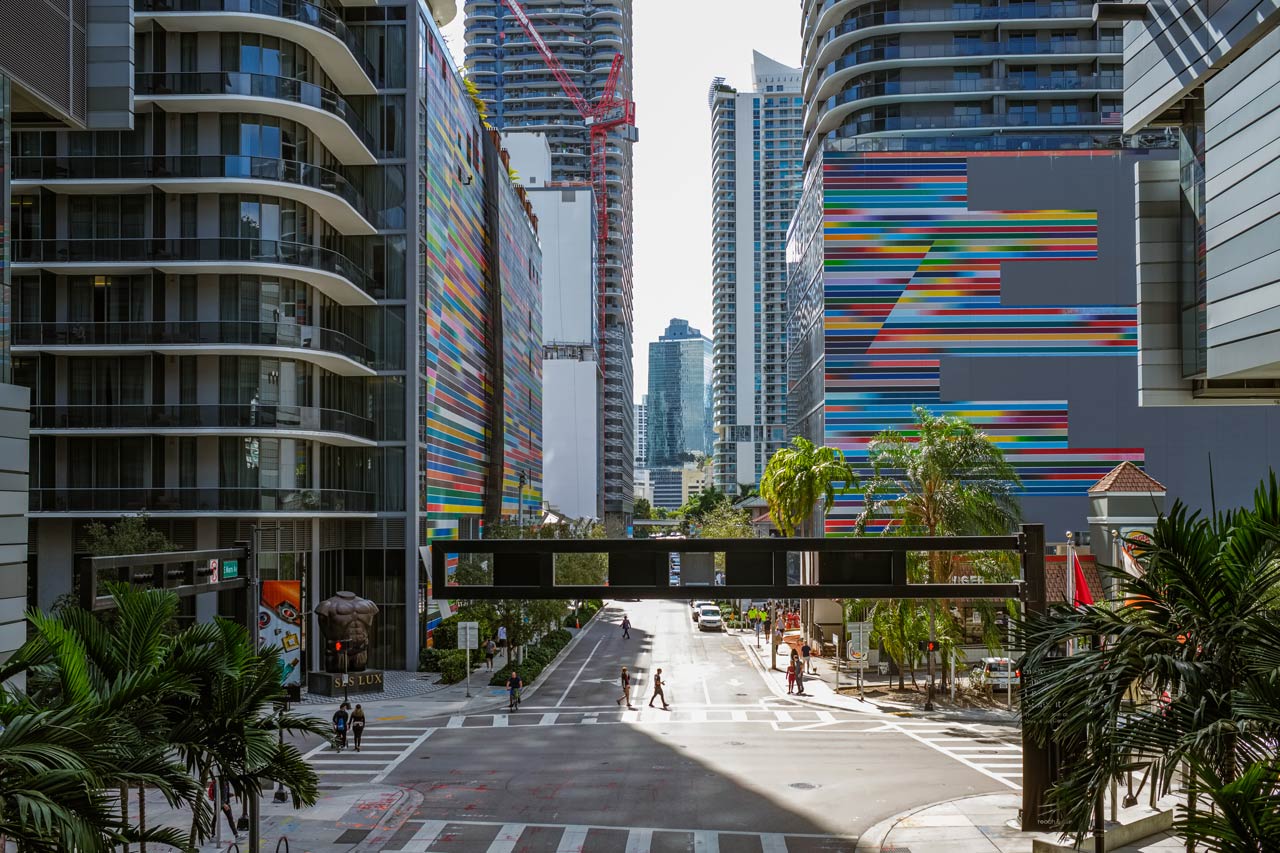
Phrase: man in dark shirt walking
[{"left": 621, "top": 614, "right": 631, "bottom": 639}]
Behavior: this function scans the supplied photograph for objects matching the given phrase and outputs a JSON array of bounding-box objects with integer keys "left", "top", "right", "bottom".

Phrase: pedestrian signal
[{"left": 917, "top": 640, "right": 938, "bottom": 653}]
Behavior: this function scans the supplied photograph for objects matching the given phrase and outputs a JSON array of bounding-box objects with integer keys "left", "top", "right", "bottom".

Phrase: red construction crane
[{"left": 498, "top": 0, "right": 636, "bottom": 370}]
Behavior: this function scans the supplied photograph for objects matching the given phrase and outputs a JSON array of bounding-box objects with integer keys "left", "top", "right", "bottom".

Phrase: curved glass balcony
[
  {"left": 31, "top": 403, "right": 376, "bottom": 442},
  {"left": 29, "top": 487, "right": 375, "bottom": 514},
  {"left": 13, "top": 237, "right": 377, "bottom": 304},
  {"left": 136, "top": 72, "right": 376, "bottom": 164},
  {"left": 14, "top": 320, "right": 373, "bottom": 373},
  {"left": 14, "top": 154, "right": 376, "bottom": 234},
  {"left": 135, "top": 0, "right": 377, "bottom": 93},
  {"left": 813, "top": 39, "right": 1123, "bottom": 99}
]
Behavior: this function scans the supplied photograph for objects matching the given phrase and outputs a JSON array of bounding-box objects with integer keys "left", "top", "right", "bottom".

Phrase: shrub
[
  {"left": 541, "top": 628, "right": 571, "bottom": 651},
  {"left": 437, "top": 649, "right": 480, "bottom": 684},
  {"left": 418, "top": 647, "right": 443, "bottom": 672}
]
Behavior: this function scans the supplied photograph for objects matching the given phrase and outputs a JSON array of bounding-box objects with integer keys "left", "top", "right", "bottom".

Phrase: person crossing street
[
  {"left": 616, "top": 665, "right": 634, "bottom": 709},
  {"left": 649, "top": 667, "right": 670, "bottom": 710},
  {"left": 621, "top": 614, "right": 631, "bottom": 639},
  {"left": 350, "top": 703, "right": 366, "bottom": 751}
]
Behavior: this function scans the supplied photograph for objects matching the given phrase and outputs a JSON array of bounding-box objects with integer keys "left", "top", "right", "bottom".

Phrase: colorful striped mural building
[
  {"left": 789, "top": 151, "right": 1144, "bottom": 535},
  {"left": 418, "top": 21, "right": 543, "bottom": 627}
]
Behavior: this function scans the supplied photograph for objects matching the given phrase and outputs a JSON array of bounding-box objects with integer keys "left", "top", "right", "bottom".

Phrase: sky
[{"left": 442, "top": 1, "right": 801, "bottom": 402}]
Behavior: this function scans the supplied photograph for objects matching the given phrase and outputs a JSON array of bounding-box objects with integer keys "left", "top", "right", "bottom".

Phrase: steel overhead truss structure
[{"left": 430, "top": 525, "right": 1045, "bottom": 603}]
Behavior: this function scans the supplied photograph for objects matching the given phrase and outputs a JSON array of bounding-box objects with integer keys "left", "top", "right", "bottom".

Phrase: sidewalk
[
  {"left": 298, "top": 616, "right": 598, "bottom": 720},
  {"left": 736, "top": 631, "right": 1021, "bottom": 726},
  {"left": 857, "top": 793, "right": 1185, "bottom": 853}
]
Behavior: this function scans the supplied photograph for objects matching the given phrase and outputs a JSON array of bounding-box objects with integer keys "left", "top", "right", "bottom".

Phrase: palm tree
[
  {"left": 1018, "top": 474, "right": 1280, "bottom": 846},
  {"left": 760, "top": 437, "right": 858, "bottom": 537},
  {"left": 166, "top": 618, "right": 328, "bottom": 846}
]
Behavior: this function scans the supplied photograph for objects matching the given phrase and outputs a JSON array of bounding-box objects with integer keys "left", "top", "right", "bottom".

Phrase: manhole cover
[
  {"left": 736, "top": 693, "right": 748, "bottom": 696},
  {"left": 727, "top": 741, "right": 745, "bottom": 746},
  {"left": 789, "top": 782, "right": 818, "bottom": 790}
]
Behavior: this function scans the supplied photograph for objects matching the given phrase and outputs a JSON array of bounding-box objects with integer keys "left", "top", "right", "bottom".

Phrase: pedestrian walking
[
  {"left": 621, "top": 614, "right": 631, "bottom": 639},
  {"left": 649, "top": 667, "right": 670, "bottom": 709},
  {"left": 763, "top": 615, "right": 772, "bottom": 635},
  {"left": 616, "top": 665, "right": 634, "bottom": 709},
  {"left": 497, "top": 624, "right": 507, "bottom": 648},
  {"left": 786, "top": 662, "right": 796, "bottom": 694},
  {"left": 351, "top": 703, "right": 366, "bottom": 751},
  {"left": 485, "top": 637, "right": 497, "bottom": 670},
  {"left": 332, "top": 702, "right": 350, "bottom": 752},
  {"left": 212, "top": 776, "right": 240, "bottom": 840},
  {"left": 801, "top": 639, "right": 814, "bottom": 674}
]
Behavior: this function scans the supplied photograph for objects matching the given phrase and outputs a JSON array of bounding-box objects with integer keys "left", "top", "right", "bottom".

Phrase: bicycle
[{"left": 508, "top": 686, "right": 521, "bottom": 712}]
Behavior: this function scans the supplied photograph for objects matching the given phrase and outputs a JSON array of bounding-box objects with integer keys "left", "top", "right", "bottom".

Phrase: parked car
[
  {"left": 691, "top": 600, "right": 715, "bottom": 621},
  {"left": 971, "top": 657, "right": 1019, "bottom": 692},
  {"left": 697, "top": 605, "right": 723, "bottom": 632}
]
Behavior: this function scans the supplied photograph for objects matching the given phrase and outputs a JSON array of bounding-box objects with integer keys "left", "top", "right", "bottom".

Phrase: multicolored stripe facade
[
  {"left": 797, "top": 151, "right": 1143, "bottom": 535},
  {"left": 498, "top": 179, "right": 544, "bottom": 519},
  {"left": 418, "top": 23, "right": 542, "bottom": 558},
  {"left": 421, "top": 39, "right": 491, "bottom": 539}
]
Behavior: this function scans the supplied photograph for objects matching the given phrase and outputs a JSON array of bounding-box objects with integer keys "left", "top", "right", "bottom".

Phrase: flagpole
[{"left": 1066, "top": 531, "right": 1075, "bottom": 657}]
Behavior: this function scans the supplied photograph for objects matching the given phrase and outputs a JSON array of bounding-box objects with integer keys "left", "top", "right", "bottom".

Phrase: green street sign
[{"left": 221, "top": 559, "right": 240, "bottom": 580}]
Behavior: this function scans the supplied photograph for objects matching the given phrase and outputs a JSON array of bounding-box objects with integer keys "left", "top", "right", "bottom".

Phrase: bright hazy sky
[{"left": 442, "top": 2, "right": 801, "bottom": 403}]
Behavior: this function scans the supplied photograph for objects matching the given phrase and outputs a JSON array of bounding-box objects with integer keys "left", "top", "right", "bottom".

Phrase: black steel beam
[
  {"left": 427, "top": 583, "right": 1022, "bottom": 601},
  {"left": 433, "top": 535, "right": 1018, "bottom": 555}
]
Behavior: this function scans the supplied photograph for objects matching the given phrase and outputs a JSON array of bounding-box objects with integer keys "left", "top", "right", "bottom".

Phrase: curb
[{"left": 855, "top": 792, "right": 1008, "bottom": 851}]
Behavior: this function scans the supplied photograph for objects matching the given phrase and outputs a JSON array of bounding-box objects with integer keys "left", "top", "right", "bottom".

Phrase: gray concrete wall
[
  {"left": 0, "top": 383, "right": 29, "bottom": 691},
  {"left": 1203, "top": 24, "right": 1280, "bottom": 378},
  {"left": 1123, "top": 0, "right": 1280, "bottom": 133}
]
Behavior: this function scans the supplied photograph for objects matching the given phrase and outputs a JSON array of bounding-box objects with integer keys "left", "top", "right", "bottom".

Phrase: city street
[{"left": 275, "top": 600, "right": 1021, "bottom": 851}]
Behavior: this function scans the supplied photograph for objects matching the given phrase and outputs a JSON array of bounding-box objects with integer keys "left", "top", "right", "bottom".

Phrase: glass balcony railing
[
  {"left": 839, "top": 112, "right": 1113, "bottom": 133},
  {"left": 29, "top": 487, "right": 374, "bottom": 513},
  {"left": 136, "top": 72, "right": 375, "bottom": 155},
  {"left": 14, "top": 155, "right": 375, "bottom": 226},
  {"left": 31, "top": 403, "right": 376, "bottom": 439},
  {"left": 13, "top": 321, "right": 373, "bottom": 367},
  {"left": 810, "top": 4, "right": 1098, "bottom": 57},
  {"left": 819, "top": 39, "right": 1123, "bottom": 83},
  {"left": 12, "top": 238, "right": 376, "bottom": 298},
  {"left": 822, "top": 74, "right": 1122, "bottom": 114},
  {"left": 135, "top": 0, "right": 377, "bottom": 86}
]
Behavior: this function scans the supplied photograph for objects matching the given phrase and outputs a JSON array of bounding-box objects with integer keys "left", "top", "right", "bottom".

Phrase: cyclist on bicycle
[{"left": 506, "top": 670, "right": 523, "bottom": 710}]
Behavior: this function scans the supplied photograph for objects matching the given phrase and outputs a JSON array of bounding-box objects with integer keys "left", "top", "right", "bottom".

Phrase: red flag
[{"left": 1072, "top": 552, "right": 1094, "bottom": 607}]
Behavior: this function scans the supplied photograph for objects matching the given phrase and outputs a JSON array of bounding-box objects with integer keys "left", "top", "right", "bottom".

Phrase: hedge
[
  {"left": 418, "top": 647, "right": 443, "bottom": 672},
  {"left": 437, "top": 649, "right": 485, "bottom": 684},
  {"left": 487, "top": 628, "right": 575, "bottom": 687}
]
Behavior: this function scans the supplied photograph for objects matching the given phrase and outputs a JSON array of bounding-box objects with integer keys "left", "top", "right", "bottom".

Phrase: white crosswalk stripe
[{"left": 384, "top": 819, "right": 855, "bottom": 852}]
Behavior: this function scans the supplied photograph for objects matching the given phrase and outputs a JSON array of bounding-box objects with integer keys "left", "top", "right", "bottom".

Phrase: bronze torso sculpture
[{"left": 315, "top": 591, "right": 379, "bottom": 671}]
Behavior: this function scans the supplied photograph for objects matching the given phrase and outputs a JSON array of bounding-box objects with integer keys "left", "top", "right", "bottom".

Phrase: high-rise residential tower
[
  {"left": 10, "top": 0, "right": 544, "bottom": 672},
  {"left": 708, "top": 52, "right": 803, "bottom": 493},
  {"left": 645, "top": 319, "right": 712, "bottom": 471},
  {"left": 801, "top": 0, "right": 1126, "bottom": 163},
  {"left": 463, "top": 0, "right": 636, "bottom": 525},
  {"left": 634, "top": 395, "right": 648, "bottom": 469}
]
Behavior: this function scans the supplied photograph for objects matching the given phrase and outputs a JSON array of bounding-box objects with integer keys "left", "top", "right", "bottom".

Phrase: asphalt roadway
[{"left": 266, "top": 600, "right": 1019, "bottom": 852}]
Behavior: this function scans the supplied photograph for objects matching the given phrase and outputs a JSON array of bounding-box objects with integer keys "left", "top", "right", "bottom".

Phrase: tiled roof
[{"left": 1088, "top": 461, "right": 1167, "bottom": 495}]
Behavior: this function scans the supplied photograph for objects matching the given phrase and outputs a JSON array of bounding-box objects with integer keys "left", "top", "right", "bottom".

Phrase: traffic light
[
  {"left": 917, "top": 639, "right": 938, "bottom": 653},
  {"left": 335, "top": 641, "right": 343, "bottom": 653}
]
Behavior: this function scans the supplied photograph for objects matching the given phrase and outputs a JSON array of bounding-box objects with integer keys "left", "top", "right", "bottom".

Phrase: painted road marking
[
  {"left": 554, "top": 825, "right": 590, "bottom": 852},
  {"left": 385, "top": 820, "right": 856, "bottom": 852},
  {"left": 485, "top": 823, "right": 523, "bottom": 853},
  {"left": 891, "top": 723, "right": 1023, "bottom": 790},
  {"left": 371, "top": 729, "right": 435, "bottom": 785},
  {"left": 556, "top": 639, "right": 604, "bottom": 707}
]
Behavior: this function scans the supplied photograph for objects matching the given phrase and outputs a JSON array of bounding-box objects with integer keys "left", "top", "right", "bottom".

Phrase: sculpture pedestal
[{"left": 307, "top": 669, "right": 385, "bottom": 697}]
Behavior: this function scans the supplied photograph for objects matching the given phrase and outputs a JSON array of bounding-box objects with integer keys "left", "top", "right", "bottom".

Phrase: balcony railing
[
  {"left": 811, "top": 4, "right": 1097, "bottom": 56},
  {"left": 820, "top": 38, "right": 1123, "bottom": 81},
  {"left": 31, "top": 403, "right": 376, "bottom": 440},
  {"left": 823, "top": 74, "right": 1123, "bottom": 114},
  {"left": 14, "top": 320, "right": 373, "bottom": 367},
  {"left": 135, "top": 0, "right": 378, "bottom": 85},
  {"left": 29, "top": 487, "right": 374, "bottom": 513},
  {"left": 136, "top": 72, "right": 375, "bottom": 155},
  {"left": 839, "top": 111, "right": 1114, "bottom": 133},
  {"left": 14, "top": 154, "right": 375, "bottom": 226},
  {"left": 12, "top": 238, "right": 376, "bottom": 298}
]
